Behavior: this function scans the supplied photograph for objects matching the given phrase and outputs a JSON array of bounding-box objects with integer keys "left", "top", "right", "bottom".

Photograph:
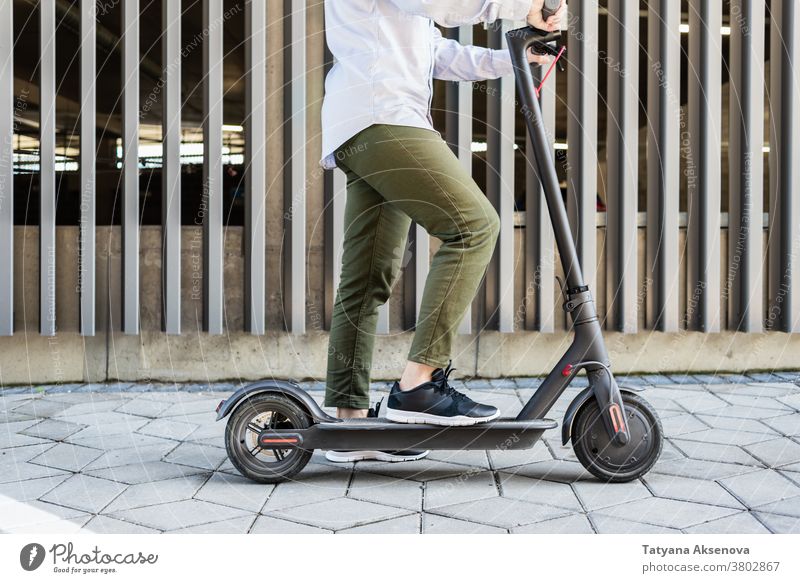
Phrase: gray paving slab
[
  {"left": 250, "top": 515, "right": 332, "bottom": 534},
  {"left": 718, "top": 468, "right": 800, "bottom": 507},
  {"left": 83, "top": 461, "right": 209, "bottom": 485},
  {"left": 103, "top": 475, "right": 207, "bottom": 512},
  {"left": 193, "top": 471, "right": 273, "bottom": 512},
  {"left": 162, "top": 442, "right": 227, "bottom": 471},
  {"left": 512, "top": 513, "right": 595, "bottom": 534},
  {"left": 588, "top": 514, "right": 682, "bottom": 534},
  {"left": 340, "top": 514, "right": 421, "bottom": 534},
  {"left": 12, "top": 399, "right": 71, "bottom": 418},
  {"left": 262, "top": 472, "right": 350, "bottom": 511},
  {"left": 424, "top": 470, "right": 498, "bottom": 509},
  {"left": 571, "top": 479, "right": 653, "bottom": 511},
  {"left": 651, "top": 458, "right": 763, "bottom": 480},
  {"left": 66, "top": 431, "right": 174, "bottom": 451},
  {"left": 694, "top": 413, "right": 783, "bottom": 434},
  {"left": 669, "top": 438, "right": 765, "bottom": 467},
  {"left": 675, "top": 428, "right": 777, "bottom": 447},
  {"left": 38, "top": 474, "right": 128, "bottom": 514},
  {"left": 751, "top": 495, "right": 800, "bottom": 518},
  {"left": 761, "top": 413, "right": 800, "bottom": 436},
  {"left": 347, "top": 471, "right": 423, "bottom": 511},
  {"left": 752, "top": 511, "right": 800, "bottom": 533},
  {"left": 500, "top": 459, "right": 595, "bottom": 483},
  {"left": 114, "top": 398, "right": 173, "bottom": 418},
  {"left": 81, "top": 515, "right": 161, "bottom": 534},
  {"left": 593, "top": 497, "right": 739, "bottom": 529},
  {"left": 28, "top": 442, "right": 104, "bottom": 473},
  {"left": 167, "top": 515, "right": 255, "bottom": 534},
  {"left": 0, "top": 474, "right": 70, "bottom": 502},
  {"left": 744, "top": 437, "right": 800, "bottom": 468},
  {"left": 641, "top": 473, "right": 746, "bottom": 509},
  {"left": 108, "top": 499, "right": 251, "bottom": 530},
  {"left": 1, "top": 424, "right": 51, "bottom": 449},
  {"left": 138, "top": 418, "right": 199, "bottom": 441},
  {"left": 499, "top": 472, "right": 583, "bottom": 511},
  {"left": 52, "top": 399, "right": 129, "bottom": 418},
  {"left": 422, "top": 513, "right": 507, "bottom": 534},
  {"left": 18, "top": 418, "right": 85, "bottom": 441},
  {"left": 684, "top": 512, "right": 772, "bottom": 534},
  {"left": 82, "top": 442, "right": 178, "bottom": 471},
  {"left": 270, "top": 497, "right": 410, "bottom": 530},
  {"left": 430, "top": 496, "right": 572, "bottom": 529}
]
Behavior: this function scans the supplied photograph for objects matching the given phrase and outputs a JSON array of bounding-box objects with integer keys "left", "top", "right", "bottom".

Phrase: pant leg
[
  {"left": 324, "top": 165, "right": 412, "bottom": 409},
  {"left": 337, "top": 124, "right": 501, "bottom": 368}
]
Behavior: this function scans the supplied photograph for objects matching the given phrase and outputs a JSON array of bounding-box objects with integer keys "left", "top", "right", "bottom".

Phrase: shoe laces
[{"left": 432, "top": 361, "right": 467, "bottom": 401}]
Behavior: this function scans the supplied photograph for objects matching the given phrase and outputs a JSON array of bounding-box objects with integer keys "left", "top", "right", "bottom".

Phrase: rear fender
[{"left": 214, "top": 380, "right": 339, "bottom": 423}]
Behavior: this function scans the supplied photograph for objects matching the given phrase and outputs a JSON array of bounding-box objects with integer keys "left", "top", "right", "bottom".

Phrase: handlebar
[{"left": 541, "top": 0, "right": 562, "bottom": 21}]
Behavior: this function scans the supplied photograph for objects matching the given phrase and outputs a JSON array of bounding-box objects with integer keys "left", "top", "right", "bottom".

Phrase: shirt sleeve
[
  {"left": 387, "top": 0, "right": 533, "bottom": 27},
  {"left": 431, "top": 26, "right": 515, "bottom": 81}
]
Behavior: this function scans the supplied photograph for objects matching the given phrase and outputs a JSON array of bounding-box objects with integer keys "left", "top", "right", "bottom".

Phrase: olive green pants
[{"left": 324, "top": 124, "right": 500, "bottom": 409}]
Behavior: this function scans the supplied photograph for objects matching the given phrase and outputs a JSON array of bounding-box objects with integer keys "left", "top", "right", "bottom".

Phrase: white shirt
[{"left": 320, "top": 0, "right": 534, "bottom": 169}]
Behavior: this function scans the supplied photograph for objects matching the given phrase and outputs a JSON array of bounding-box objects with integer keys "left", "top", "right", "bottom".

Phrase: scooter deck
[{"left": 260, "top": 417, "right": 558, "bottom": 451}]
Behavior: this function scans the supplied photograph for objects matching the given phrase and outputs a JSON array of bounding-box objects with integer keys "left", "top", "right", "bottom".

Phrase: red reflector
[
  {"left": 260, "top": 438, "right": 298, "bottom": 445},
  {"left": 561, "top": 364, "right": 573, "bottom": 377}
]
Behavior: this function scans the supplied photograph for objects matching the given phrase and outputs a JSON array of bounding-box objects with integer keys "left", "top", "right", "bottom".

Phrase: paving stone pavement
[{"left": 1, "top": 373, "right": 800, "bottom": 534}]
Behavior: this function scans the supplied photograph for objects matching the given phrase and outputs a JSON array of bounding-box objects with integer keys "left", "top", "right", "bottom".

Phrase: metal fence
[{"left": 0, "top": 0, "right": 798, "bottom": 344}]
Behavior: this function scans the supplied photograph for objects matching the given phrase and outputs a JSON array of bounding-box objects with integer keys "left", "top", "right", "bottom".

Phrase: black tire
[
  {"left": 224, "top": 393, "right": 313, "bottom": 483},
  {"left": 571, "top": 392, "right": 663, "bottom": 483}
]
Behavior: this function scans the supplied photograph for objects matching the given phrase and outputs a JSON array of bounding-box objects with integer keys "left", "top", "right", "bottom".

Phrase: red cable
[{"left": 535, "top": 45, "right": 566, "bottom": 98}]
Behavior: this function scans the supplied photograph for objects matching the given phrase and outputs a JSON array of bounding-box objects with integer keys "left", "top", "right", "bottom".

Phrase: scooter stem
[{"left": 506, "top": 27, "right": 584, "bottom": 293}]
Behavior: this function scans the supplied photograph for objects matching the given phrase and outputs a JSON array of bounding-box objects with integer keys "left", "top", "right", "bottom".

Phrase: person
[{"left": 320, "top": 0, "right": 566, "bottom": 462}]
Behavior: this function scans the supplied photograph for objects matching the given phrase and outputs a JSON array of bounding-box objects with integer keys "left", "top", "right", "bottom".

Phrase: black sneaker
[
  {"left": 385, "top": 362, "right": 500, "bottom": 426},
  {"left": 325, "top": 399, "right": 430, "bottom": 462}
]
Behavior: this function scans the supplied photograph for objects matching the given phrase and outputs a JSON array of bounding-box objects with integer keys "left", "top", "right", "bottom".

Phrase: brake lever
[{"left": 532, "top": 41, "right": 567, "bottom": 72}]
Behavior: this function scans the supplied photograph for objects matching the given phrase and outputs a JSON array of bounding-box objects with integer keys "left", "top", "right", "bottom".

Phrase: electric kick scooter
[{"left": 215, "top": 14, "right": 664, "bottom": 485}]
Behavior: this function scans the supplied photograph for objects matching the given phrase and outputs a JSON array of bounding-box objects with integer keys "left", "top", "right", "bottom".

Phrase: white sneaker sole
[
  {"left": 384, "top": 407, "right": 501, "bottom": 426},
  {"left": 324, "top": 450, "right": 430, "bottom": 463}
]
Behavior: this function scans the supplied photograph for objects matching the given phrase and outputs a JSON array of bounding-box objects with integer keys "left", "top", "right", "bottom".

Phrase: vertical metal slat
[
  {"left": 161, "top": 1, "right": 181, "bottom": 334},
  {"left": 566, "top": 0, "right": 598, "bottom": 292},
  {"left": 39, "top": 0, "right": 56, "bottom": 337},
  {"left": 283, "top": 0, "right": 306, "bottom": 334},
  {"left": 525, "top": 63, "right": 556, "bottom": 332},
  {"left": 122, "top": 0, "right": 139, "bottom": 334},
  {"left": 728, "top": 0, "right": 765, "bottom": 332},
  {"left": 445, "top": 25, "right": 475, "bottom": 335},
  {"left": 487, "top": 20, "right": 516, "bottom": 333},
  {"left": 0, "top": 0, "right": 13, "bottom": 336},
  {"left": 646, "top": 0, "right": 681, "bottom": 332},
  {"left": 245, "top": 0, "right": 266, "bottom": 334},
  {"left": 687, "top": 0, "right": 722, "bottom": 332},
  {"left": 203, "top": 0, "right": 223, "bottom": 335},
  {"left": 605, "top": 0, "right": 639, "bottom": 333},
  {"left": 768, "top": 0, "right": 800, "bottom": 332},
  {"left": 79, "top": 0, "right": 96, "bottom": 336}
]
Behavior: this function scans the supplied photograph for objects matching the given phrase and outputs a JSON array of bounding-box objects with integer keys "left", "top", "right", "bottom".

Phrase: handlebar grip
[{"left": 542, "top": 0, "right": 561, "bottom": 21}]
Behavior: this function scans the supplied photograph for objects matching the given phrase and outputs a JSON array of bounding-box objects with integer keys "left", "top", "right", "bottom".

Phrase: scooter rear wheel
[
  {"left": 571, "top": 392, "right": 663, "bottom": 482},
  {"left": 224, "top": 393, "right": 313, "bottom": 483}
]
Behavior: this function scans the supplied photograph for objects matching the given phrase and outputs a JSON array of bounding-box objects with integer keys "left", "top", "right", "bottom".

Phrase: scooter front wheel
[
  {"left": 571, "top": 392, "right": 663, "bottom": 482},
  {"left": 224, "top": 393, "right": 313, "bottom": 483}
]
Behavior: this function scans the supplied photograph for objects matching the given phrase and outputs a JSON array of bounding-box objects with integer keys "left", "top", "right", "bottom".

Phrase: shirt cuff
[
  {"left": 489, "top": 48, "right": 515, "bottom": 78},
  {"left": 497, "top": 0, "right": 534, "bottom": 22}
]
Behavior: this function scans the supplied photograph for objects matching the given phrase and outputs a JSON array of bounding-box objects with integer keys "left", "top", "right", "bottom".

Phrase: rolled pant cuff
[
  {"left": 407, "top": 353, "right": 450, "bottom": 369},
  {"left": 323, "top": 397, "right": 371, "bottom": 410}
]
